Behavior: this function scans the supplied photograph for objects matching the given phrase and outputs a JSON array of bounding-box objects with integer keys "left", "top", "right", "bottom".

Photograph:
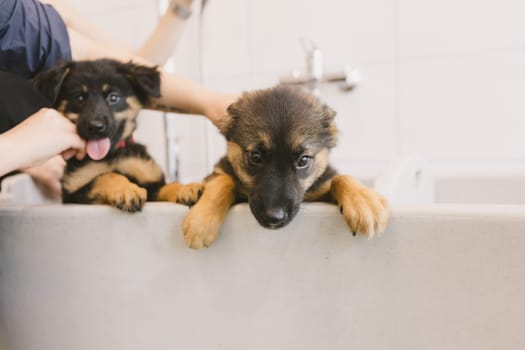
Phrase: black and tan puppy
[
  {"left": 32, "top": 59, "right": 194, "bottom": 211},
  {"left": 170, "top": 85, "right": 389, "bottom": 249}
]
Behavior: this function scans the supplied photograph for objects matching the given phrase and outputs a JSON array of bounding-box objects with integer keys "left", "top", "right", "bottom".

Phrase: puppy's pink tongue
[{"left": 86, "top": 138, "right": 111, "bottom": 160}]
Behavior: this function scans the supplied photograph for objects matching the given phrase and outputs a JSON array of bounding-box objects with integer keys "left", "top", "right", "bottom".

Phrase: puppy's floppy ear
[
  {"left": 321, "top": 104, "right": 336, "bottom": 124},
  {"left": 217, "top": 100, "right": 242, "bottom": 137},
  {"left": 31, "top": 60, "right": 72, "bottom": 106},
  {"left": 117, "top": 61, "right": 161, "bottom": 105},
  {"left": 320, "top": 103, "right": 338, "bottom": 147}
]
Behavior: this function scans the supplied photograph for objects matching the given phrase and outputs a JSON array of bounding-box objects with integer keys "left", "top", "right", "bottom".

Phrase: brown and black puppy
[
  {"left": 32, "top": 59, "right": 197, "bottom": 211},
  {"left": 169, "top": 85, "right": 389, "bottom": 249}
]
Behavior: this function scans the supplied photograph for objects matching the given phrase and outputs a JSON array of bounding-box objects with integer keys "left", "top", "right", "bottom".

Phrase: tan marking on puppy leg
[
  {"left": 157, "top": 182, "right": 204, "bottom": 205},
  {"left": 88, "top": 172, "right": 147, "bottom": 212},
  {"left": 115, "top": 157, "right": 164, "bottom": 184},
  {"left": 330, "top": 174, "right": 389, "bottom": 238},
  {"left": 183, "top": 174, "right": 236, "bottom": 249},
  {"left": 62, "top": 162, "right": 111, "bottom": 193}
]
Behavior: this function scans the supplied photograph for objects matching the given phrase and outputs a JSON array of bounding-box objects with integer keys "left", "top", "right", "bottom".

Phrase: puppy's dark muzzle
[{"left": 249, "top": 173, "right": 302, "bottom": 229}]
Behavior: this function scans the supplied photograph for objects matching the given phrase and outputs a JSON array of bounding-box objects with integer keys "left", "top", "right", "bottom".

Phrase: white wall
[{"left": 62, "top": 0, "right": 525, "bottom": 182}]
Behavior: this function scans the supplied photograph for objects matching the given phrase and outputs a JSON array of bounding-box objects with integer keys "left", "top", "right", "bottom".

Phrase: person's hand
[
  {"left": 8, "top": 108, "right": 85, "bottom": 164},
  {"left": 22, "top": 155, "right": 66, "bottom": 200},
  {"left": 0, "top": 108, "right": 86, "bottom": 176}
]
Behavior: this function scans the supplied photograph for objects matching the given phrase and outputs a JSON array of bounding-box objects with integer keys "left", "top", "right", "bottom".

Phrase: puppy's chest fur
[{"left": 62, "top": 144, "right": 165, "bottom": 203}]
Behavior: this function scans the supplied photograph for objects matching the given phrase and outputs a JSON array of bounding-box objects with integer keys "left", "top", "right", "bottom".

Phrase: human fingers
[
  {"left": 61, "top": 149, "right": 76, "bottom": 160},
  {"left": 68, "top": 134, "right": 86, "bottom": 153},
  {"left": 67, "top": 133, "right": 87, "bottom": 160},
  {"left": 75, "top": 146, "right": 86, "bottom": 160},
  {"left": 59, "top": 119, "right": 86, "bottom": 160},
  {"left": 61, "top": 146, "right": 86, "bottom": 161}
]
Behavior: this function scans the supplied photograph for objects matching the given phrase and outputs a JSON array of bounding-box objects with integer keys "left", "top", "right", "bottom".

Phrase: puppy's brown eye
[
  {"left": 296, "top": 155, "right": 312, "bottom": 169},
  {"left": 249, "top": 151, "right": 263, "bottom": 164},
  {"left": 107, "top": 92, "right": 120, "bottom": 105}
]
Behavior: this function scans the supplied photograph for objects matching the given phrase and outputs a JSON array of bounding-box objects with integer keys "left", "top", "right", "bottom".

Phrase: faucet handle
[
  {"left": 323, "top": 66, "right": 361, "bottom": 91},
  {"left": 300, "top": 37, "right": 319, "bottom": 53},
  {"left": 300, "top": 38, "right": 323, "bottom": 81}
]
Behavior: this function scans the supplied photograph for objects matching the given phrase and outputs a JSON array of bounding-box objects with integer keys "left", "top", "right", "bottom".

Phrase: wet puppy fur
[
  {"left": 33, "top": 59, "right": 176, "bottom": 212},
  {"left": 177, "top": 85, "right": 389, "bottom": 249}
]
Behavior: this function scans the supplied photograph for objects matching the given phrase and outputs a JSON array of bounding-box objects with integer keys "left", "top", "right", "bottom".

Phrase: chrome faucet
[{"left": 279, "top": 39, "right": 360, "bottom": 95}]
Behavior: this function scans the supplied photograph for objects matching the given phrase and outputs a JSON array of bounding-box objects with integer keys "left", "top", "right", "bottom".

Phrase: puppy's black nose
[
  {"left": 88, "top": 119, "right": 106, "bottom": 134},
  {"left": 264, "top": 207, "right": 287, "bottom": 225}
]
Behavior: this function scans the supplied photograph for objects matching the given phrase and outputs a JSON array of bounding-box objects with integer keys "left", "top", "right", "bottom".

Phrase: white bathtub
[{"left": 1, "top": 170, "right": 525, "bottom": 350}]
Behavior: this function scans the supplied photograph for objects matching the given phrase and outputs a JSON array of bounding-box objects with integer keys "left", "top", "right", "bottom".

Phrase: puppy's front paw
[
  {"left": 177, "top": 183, "right": 204, "bottom": 206},
  {"left": 331, "top": 175, "right": 389, "bottom": 238},
  {"left": 109, "top": 183, "right": 147, "bottom": 213},
  {"left": 157, "top": 182, "right": 204, "bottom": 206},
  {"left": 182, "top": 204, "right": 221, "bottom": 249},
  {"left": 89, "top": 173, "right": 147, "bottom": 213}
]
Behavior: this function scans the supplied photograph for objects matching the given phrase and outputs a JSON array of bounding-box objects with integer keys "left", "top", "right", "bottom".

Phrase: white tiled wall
[
  {"left": 398, "top": 0, "right": 525, "bottom": 58},
  {"left": 62, "top": 0, "right": 525, "bottom": 181},
  {"left": 399, "top": 51, "right": 525, "bottom": 161}
]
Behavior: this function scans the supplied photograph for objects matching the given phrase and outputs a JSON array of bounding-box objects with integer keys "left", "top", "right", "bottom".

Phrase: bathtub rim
[{"left": 1, "top": 201, "right": 525, "bottom": 221}]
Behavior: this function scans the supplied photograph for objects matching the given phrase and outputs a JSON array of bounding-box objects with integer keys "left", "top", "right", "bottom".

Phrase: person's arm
[
  {"left": 47, "top": 0, "right": 237, "bottom": 125},
  {"left": 137, "top": 0, "right": 195, "bottom": 64},
  {"left": 44, "top": 0, "right": 131, "bottom": 52},
  {"left": 46, "top": 0, "right": 195, "bottom": 65},
  {"left": 0, "top": 108, "right": 85, "bottom": 176},
  {"left": 0, "top": 133, "right": 23, "bottom": 176},
  {"left": 68, "top": 28, "right": 237, "bottom": 126}
]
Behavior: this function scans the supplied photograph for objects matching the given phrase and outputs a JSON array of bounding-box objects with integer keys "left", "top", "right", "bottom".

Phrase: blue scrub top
[{"left": 0, "top": 0, "right": 72, "bottom": 78}]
